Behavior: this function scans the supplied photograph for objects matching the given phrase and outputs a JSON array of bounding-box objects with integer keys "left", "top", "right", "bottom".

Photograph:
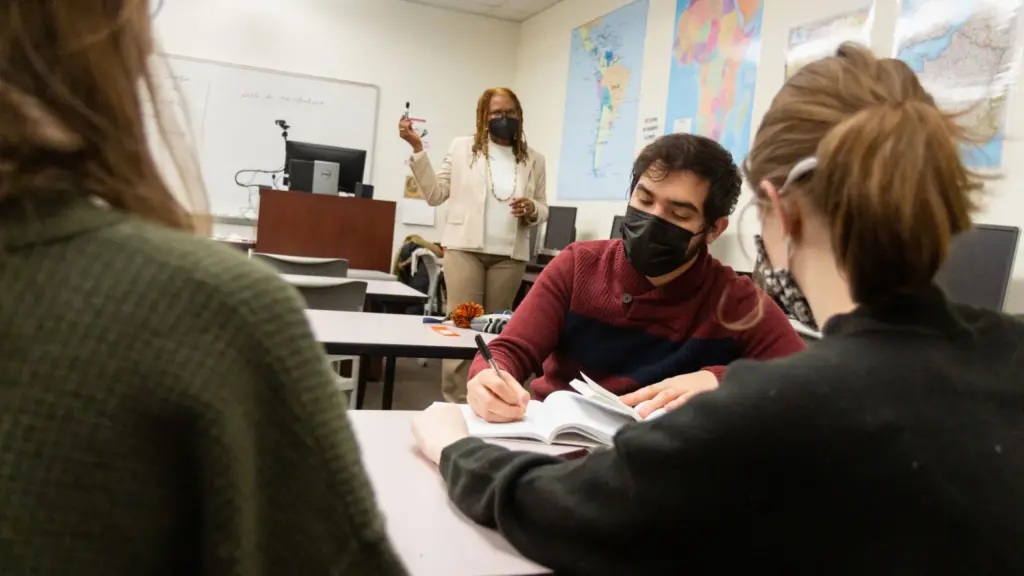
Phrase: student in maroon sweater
[
  {"left": 466, "top": 134, "right": 805, "bottom": 423},
  {"left": 411, "top": 44, "right": 1024, "bottom": 574}
]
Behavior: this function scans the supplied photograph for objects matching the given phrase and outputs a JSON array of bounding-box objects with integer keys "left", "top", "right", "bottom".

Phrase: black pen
[
  {"left": 474, "top": 334, "right": 502, "bottom": 376},
  {"left": 475, "top": 334, "right": 527, "bottom": 412}
]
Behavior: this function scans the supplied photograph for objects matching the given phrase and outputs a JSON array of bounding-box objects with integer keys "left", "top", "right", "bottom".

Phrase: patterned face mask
[
  {"left": 754, "top": 156, "right": 819, "bottom": 330},
  {"left": 754, "top": 234, "right": 817, "bottom": 330}
]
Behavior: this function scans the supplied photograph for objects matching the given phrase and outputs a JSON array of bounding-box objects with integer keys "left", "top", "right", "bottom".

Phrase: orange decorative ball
[{"left": 449, "top": 302, "right": 484, "bottom": 328}]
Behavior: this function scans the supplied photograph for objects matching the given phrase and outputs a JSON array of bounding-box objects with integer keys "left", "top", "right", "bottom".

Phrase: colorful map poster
[
  {"left": 786, "top": 7, "right": 874, "bottom": 80},
  {"left": 894, "top": 0, "right": 1024, "bottom": 168},
  {"left": 664, "top": 0, "right": 763, "bottom": 163},
  {"left": 557, "top": 0, "right": 649, "bottom": 201}
]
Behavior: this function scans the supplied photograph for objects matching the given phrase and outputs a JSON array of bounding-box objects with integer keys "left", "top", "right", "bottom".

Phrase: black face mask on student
[
  {"left": 620, "top": 206, "right": 701, "bottom": 277},
  {"left": 488, "top": 117, "right": 519, "bottom": 142}
]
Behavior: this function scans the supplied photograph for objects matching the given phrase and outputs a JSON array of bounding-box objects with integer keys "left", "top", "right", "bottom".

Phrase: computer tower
[
  {"left": 311, "top": 160, "right": 340, "bottom": 195},
  {"left": 354, "top": 182, "right": 375, "bottom": 199},
  {"left": 285, "top": 140, "right": 366, "bottom": 194},
  {"left": 288, "top": 160, "right": 314, "bottom": 193},
  {"left": 289, "top": 160, "right": 339, "bottom": 195}
]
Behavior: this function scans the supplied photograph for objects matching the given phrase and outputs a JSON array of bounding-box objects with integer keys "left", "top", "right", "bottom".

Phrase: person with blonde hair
[
  {"left": 410, "top": 43, "right": 1024, "bottom": 574},
  {"left": 0, "top": 1, "right": 403, "bottom": 573},
  {"left": 400, "top": 87, "right": 548, "bottom": 402}
]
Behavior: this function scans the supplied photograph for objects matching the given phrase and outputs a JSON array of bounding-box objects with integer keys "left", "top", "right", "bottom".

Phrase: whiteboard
[{"left": 148, "top": 54, "right": 379, "bottom": 223}]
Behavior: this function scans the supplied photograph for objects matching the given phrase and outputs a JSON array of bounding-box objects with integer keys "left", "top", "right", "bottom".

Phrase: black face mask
[
  {"left": 621, "top": 206, "right": 701, "bottom": 277},
  {"left": 488, "top": 117, "right": 520, "bottom": 142}
]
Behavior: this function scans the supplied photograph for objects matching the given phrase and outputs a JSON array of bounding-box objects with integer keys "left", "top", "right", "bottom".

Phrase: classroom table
[
  {"left": 348, "top": 410, "right": 562, "bottom": 575},
  {"left": 213, "top": 237, "right": 256, "bottom": 253},
  {"left": 348, "top": 268, "right": 399, "bottom": 282},
  {"left": 306, "top": 310, "right": 493, "bottom": 409},
  {"left": 281, "top": 274, "right": 427, "bottom": 307}
]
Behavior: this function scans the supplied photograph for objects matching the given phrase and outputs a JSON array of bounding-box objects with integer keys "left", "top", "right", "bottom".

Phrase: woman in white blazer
[{"left": 400, "top": 87, "right": 548, "bottom": 403}]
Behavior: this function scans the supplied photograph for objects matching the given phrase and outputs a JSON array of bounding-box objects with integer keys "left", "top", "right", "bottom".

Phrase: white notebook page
[
  {"left": 544, "top": 391, "right": 632, "bottom": 443},
  {"left": 457, "top": 401, "right": 555, "bottom": 441}
]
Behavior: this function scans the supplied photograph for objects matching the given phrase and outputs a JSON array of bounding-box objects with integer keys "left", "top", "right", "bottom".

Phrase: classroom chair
[
  {"left": 412, "top": 248, "right": 444, "bottom": 316},
  {"left": 252, "top": 252, "right": 349, "bottom": 278},
  {"left": 411, "top": 249, "right": 445, "bottom": 368},
  {"left": 294, "top": 281, "right": 366, "bottom": 311},
  {"left": 294, "top": 281, "right": 368, "bottom": 407}
]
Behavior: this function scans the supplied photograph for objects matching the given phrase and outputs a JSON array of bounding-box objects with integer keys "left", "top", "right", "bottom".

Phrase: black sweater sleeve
[
  {"left": 440, "top": 303, "right": 1024, "bottom": 575},
  {"left": 438, "top": 358, "right": 816, "bottom": 575},
  {"left": 439, "top": 438, "right": 645, "bottom": 574}
]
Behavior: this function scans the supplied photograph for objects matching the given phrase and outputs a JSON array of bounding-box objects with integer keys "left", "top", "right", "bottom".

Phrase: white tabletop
[
  {"left": 281, "top": 274, "right": 426, "bottom": 300},
  {"left": 348, "top": 269, "right": 399, "bottom": 282},
  {"left": 263, "top": 254, "right": 342, "bottom": 264},
  {"left": 348, "top": 411, "right": 562, "bottom": 575},
  {"left": 306, "top": 310, "right": 494, "bottom": 357}
]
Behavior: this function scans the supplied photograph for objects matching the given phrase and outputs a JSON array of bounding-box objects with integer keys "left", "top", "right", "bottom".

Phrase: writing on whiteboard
[{"left": 241, "top": 91, "right": 325, "bottom": 106}]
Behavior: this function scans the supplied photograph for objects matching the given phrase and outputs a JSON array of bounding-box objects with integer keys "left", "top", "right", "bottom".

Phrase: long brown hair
[
  {"left": 744, "top": 42, "right": 983, "bottom": 307},
  {"left": 0, "top": 0, "right": 205, "bottom": 232},
  {"left": 471, "top": 87, "right": 529, "bottom": 164}
]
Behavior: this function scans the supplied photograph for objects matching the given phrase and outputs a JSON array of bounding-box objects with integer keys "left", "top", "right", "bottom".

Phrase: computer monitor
[
  {"left": 285, "top": 140, "right": 366, "bottom": 194},
  {"left": 610, "top": 215, "right": 626, "bottom": 240},
  {"left": 935, "top": 224, "right": 1019, "bottom": 311},
  {"left": 544, "top": 206, "right": 577, "bottom": 251}
]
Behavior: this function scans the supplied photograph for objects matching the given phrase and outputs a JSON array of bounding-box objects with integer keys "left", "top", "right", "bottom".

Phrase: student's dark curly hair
[
  {"left": 630, "top": 133, "right": 749, "bottom": 330},
  {"left": 629, "top": 133, "right": 742, "bottom": 226}
]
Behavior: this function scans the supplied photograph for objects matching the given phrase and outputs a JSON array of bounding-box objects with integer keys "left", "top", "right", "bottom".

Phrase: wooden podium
[{"left": 256, "top": 188, "right": 396, "bottom": 272}]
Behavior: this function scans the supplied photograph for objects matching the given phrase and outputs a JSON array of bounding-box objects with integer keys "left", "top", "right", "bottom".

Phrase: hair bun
[{"left": 745, "top": 41, "right": 982, "bottom": 307}]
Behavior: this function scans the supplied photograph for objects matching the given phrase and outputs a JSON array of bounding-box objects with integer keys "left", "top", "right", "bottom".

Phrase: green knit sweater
[{"left": 0, "top": 195, "right": 406, "bottom": 575}]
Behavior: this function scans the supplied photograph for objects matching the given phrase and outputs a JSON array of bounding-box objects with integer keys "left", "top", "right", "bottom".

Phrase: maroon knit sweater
[{"left": 469, "top": 240, "right": 806, "bottom": 398}]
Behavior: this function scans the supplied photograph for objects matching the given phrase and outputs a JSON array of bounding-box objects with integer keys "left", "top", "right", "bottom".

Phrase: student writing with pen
[
  {"left": 463, "top": 133, "right": 805, "bottom": 424},
  {"left": 412, "top": 44, "right": 1024, "bottom": 574},
  {"left": 473, "top": 334, "right": 527, "bottom": 407}
]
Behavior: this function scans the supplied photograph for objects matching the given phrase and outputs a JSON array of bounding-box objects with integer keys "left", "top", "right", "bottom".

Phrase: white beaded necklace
[{"left": 485, "top": 145, "right": 518, "bottom": 203}]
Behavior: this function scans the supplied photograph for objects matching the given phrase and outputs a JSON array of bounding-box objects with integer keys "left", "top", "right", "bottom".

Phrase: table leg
[
  {"left": 355, "top": 353, "right": 369, "bottom": 410},
  {"left": 382, "top": 356, "right": 397, "bottom": 410}
]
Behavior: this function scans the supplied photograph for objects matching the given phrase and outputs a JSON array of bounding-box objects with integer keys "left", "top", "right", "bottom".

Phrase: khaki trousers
[{"left": 441, "top": 249, "right": 526, "bottom": 403}]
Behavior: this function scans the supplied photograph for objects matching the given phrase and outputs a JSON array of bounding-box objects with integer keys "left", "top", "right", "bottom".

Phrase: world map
[
  {"left": 786, "top": 8, "right": 873, "bottom": 80},
  {"left": 895, "top": 0, "right": 1020, "bottom": 168},
  {"left": 558, "top": 0, "right": 648, "bottom": 201},
  {"left": 664, "top": 0, "right": 763, "bottom": 163}
]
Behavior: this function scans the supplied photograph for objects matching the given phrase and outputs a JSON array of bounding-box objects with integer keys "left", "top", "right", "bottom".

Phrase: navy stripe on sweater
[{"left": 561, "top": 312, "right": 739, "bottom": 386}]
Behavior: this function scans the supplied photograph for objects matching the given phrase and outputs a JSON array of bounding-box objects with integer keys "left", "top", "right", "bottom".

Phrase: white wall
[
  {"left": 155, "top": 0, "right": 519, "bottom": 257},
  {"left": 516, "top": 0, "right": 1024, "bottom": 313}
]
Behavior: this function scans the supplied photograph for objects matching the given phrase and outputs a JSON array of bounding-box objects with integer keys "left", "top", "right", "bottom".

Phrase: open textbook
[{"left": 452, "top": 373, "right": 656, "bottom": 447}]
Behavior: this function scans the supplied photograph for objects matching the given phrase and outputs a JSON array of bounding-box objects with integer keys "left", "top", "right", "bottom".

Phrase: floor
[{"left": 357, "top": 357, "right": 446, "bottom": 411}]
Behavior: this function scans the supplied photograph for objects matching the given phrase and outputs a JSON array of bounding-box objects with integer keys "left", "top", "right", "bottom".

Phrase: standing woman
[{"left": 400, "top": 88, "right": 548, "bottom": 403}]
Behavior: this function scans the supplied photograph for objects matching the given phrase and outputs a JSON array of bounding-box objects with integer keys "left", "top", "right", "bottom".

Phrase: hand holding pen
[
  {"left": 398, "top": 101, "right": 425, "bottom": 153},
  {"left": 467, "top": 334, "right": 531, "bottom": 423}
]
